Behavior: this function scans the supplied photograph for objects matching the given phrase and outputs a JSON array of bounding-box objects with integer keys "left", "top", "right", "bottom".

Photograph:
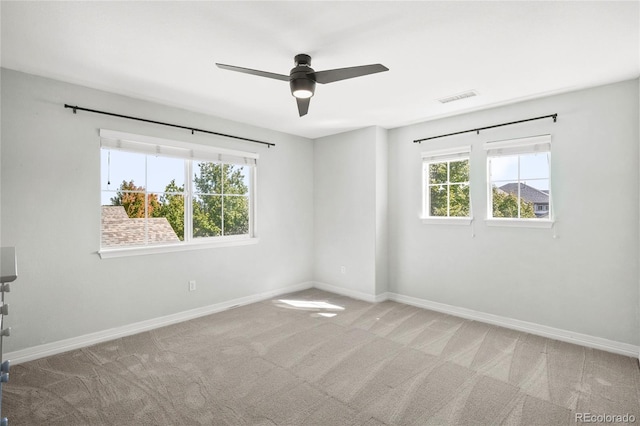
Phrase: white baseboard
[
  {"left": 387, "top": 292, "right": 639, "bottom": 359},
  {"left": 5, "top": 281, "right": 314, "bottom": 365},
  {"left": 313, "top": 281, "right": 388, "bottom": 303}
]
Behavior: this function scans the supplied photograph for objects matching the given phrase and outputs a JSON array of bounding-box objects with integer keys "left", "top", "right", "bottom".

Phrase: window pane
[
  {"left": 193, "top": 162, "right": 222, "bottom": 195},
  {"left": 153, "top": 191, "right": 185, "bottom": 241},
  {"left": 449, "top": 159, "right": 469, "bottom": 184},
  {"left": 117, "top": 189, "right": 148, "bottom": 218},
  {"left": 488, "top": 148, "right": 551, "bottom": 220},
  {"left": 524, "top": 178, "right": 549, "bottom": 192},
  {"left": 492, "top": 185, "right": 519, "bottom": 218},
  {"left": 520, "top": 152, "right": 550, "bottom": 180},
  {"left": 143, "top": 193, "right": 181, "bottom": 244},
  {"left": 101, "top": 149, "right": 146, "bottom": 192},
  {"left": 528, "top": 179, "right": 550, "bottom": 218},
  {"left": 449, "top": 184, "right": 470, "bottom": 217},
  {"left": 101, "top": 204, "right": 147, "bottom": 248},
  {"left": 193, "top": 195, "right": 222, "bottom": 238},
  {"left": 429, "top": 185, "right": 448, "bottom": 216},
  {"left": 223, "top": 195, "right": 250, "bottom": 235},
  {"left": 101, "top": 195, "right": 160, "bottom": 247},
  {"left": 519, "top": 198, "right": 536, "bottom": 218},
  {"left": 223, "top": 165, "right": 250, "bottom": 195},
  {"left": 429, "top": 163, "right": 447, "bottom": 184},
  {"left": 491, "top": 184, "right": 537, "bottom": 218},
  {"left": 101, "top": 190, "right": 120, "bottom": 207},
  {"left": 489, "top": 155, "right": 518, "bottom": 182},
  {"left": 147, "top": 156, "right": 185, "bottom": 192}
]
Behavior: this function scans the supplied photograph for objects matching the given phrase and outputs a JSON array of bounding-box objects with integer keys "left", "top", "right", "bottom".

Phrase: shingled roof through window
[
  {"left": 498, "top": 183, "right": 549, "bottom": 204},
  {"left": 101, "top": 206, "right": 180, "bottom": 247}
]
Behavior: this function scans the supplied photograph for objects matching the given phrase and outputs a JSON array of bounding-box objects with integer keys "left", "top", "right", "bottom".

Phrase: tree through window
[{"left": 422, "top": 146, "right": 471, "bottom": 220}]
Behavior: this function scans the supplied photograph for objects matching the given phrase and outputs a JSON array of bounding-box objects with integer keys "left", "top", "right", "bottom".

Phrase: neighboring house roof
[
  {"left": 101, "top": 206, "right": 180, "bottom": 247},
  {"left": 499, "top": 183, "right": 549, "bottom": 205}
]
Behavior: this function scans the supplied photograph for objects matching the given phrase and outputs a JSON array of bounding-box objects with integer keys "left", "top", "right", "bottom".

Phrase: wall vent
[{"left": 438, "top": 90, "right": 478, "bottom": 104}]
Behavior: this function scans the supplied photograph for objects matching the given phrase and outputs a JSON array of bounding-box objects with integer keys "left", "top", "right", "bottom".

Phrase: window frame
[
  {"left": 484, "top": 134, "right": 553, "bottom": 228},
  {"left": 421, "top": 146, "right": 472, "bottom": 225},
  {"left": 98, "top": 129, "right": 259, "bottom": 258}
]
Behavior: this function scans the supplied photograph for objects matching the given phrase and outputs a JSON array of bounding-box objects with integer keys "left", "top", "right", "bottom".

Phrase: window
[
  {"left": 99, "top": 130, "right": 257, "bottom": 257},
  {"left": 485, "top": 135, "right": 552, "bottom": 225},
  {"left": 421, "top": 146, "right": 471, "bottom": 224}
]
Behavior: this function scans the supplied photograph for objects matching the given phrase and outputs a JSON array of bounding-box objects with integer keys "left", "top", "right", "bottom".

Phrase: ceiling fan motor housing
[{"left": 290, "top": 54, "right": 316, "bottom": 98}]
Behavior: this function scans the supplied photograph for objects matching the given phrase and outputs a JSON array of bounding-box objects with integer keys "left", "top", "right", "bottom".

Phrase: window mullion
[{"left": 185, "top": 159, "right": 193, "bottom": 242}]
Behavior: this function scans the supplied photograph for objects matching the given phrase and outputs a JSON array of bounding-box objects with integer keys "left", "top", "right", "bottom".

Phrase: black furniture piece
[{"left": 0, "top": 247, "right": 16, "bottom": 426}]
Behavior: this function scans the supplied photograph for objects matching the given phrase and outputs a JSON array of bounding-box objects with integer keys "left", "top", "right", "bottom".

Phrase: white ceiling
[{"left": 1, "top": 1, "right": 638, "bottom": 139}]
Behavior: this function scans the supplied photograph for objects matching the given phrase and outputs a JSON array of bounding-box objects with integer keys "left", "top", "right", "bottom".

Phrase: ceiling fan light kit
[{"left": 216, "top": 53, "right": 388, "bottom": 117}]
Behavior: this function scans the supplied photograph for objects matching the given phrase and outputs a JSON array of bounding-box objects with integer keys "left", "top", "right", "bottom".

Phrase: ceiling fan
[{"left": 216, "top": 54, "right": 389, "bottom": 117}]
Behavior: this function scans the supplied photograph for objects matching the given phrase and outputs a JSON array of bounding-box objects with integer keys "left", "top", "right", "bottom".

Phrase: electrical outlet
[
  {"left": 189, "top": 280, "right": 196, "bottom": 291},
  {"left": 340, "top": 266, "right": 346, "bottom": 274}
]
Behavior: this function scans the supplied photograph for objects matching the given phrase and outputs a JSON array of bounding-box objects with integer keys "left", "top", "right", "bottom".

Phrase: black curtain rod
[
  {"left": 64, "top": 104, "right": 275, "bottom": 148},
  {"left": 413, "top": 113, "right": 557, "bottom": 144}
]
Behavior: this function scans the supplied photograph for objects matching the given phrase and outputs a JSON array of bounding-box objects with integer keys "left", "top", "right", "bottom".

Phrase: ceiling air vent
[{"left": 438, "top": 90, "right": 478, "bottom": 104}]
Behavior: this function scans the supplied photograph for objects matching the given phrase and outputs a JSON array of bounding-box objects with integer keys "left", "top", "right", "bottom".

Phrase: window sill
[
  {"left": 485, "top": 218, "right": 554, "bottom": 228},
  {"left": 99, "top": 236, "right": 259, "bottom": 259},
  {"left": 421, "top": 217, "right": 472, "bottom": 226}
]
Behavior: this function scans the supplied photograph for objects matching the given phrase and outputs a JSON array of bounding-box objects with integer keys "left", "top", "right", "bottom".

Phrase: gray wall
[
  {"left": 374, "top": 126, "right": 389, "bottom": 296},
  {"left": 0, "top": 69, "right": 314, "bottom": 352},
  {"left": 313, "top": 126, "right": 388, "bottom": 298},
  {"left": 388, "top": 79, "right": 639, "bottom": 345}
]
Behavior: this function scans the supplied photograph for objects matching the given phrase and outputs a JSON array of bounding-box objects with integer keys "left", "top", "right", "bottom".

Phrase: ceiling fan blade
[
  {"left": 311, "top": 64, "right": 389, "bottom": 84},
  {"left": 296, "top": 97, "right": 310, "bottom": 117},
  {"left": 216, "top": 63, "right": 289, "bottom": 81}
]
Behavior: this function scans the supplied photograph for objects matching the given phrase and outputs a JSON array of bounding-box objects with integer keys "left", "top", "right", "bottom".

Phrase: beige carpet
[{"left": 4, "top": 288, "right": 640, "bottom": 425}]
